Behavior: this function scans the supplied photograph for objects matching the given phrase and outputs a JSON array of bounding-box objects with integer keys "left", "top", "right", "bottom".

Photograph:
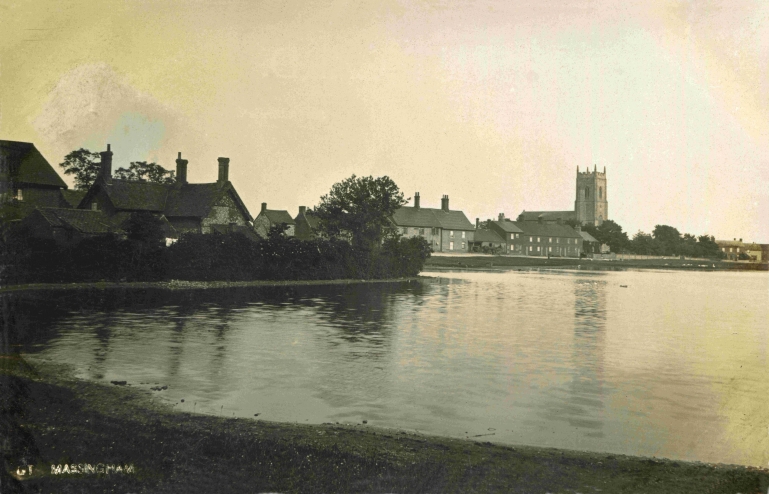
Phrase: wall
[
  {"left": 200, "top": 192, "right": 249, "bottom": 233},
  {"left": 398, "top": 226, "right": 442, "bottom": 251}
]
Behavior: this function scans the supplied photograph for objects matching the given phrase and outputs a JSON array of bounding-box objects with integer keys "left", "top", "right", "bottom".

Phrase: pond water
[{"left": 12, "top": 269, "right": 769, "bottom": 466}]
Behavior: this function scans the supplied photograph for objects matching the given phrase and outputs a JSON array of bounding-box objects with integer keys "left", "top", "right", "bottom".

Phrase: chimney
[
  {"left": 603, "top": 166, "right": 606, "bottom": 174},
  {"left": 576, "top": 166, "right": 579, "bottom": 173},
  {"left": 217, "top": 157, "right": 229, "bottom": 183},
  {"left": 100, "top": 144, "right": 113, "bottom": 183},
  {"left": 441, "top": 195, "right": 449, "bottom": 212},
  {"left": 299, "top": 206, "right": 306, "bottom": 215},
  {"left": 538, "top": 215, "right": 543, "bottom": 224},
  {"left": 261, "top": 202, "right": 267, "bottom": 213},
  {"left": 175, "top": 152, "right": 188, "bottom": 184},
  {"left": 414, "top": 192, "right": 420, "bottom": 209},
  {"left": 575, "top": 224, "right": 582, "bottom": 232},
  {"left": 498, "top": 212, "right": 505, "bottom": 221},
  {"left": 476, "top": 218, "right": 479, "bottom": 229},
  {"left": 739, "top": 238, "right": 742, "bottom": 242},
  {"left": 594, "top": 164, "right": 597, "bottom": 172}
]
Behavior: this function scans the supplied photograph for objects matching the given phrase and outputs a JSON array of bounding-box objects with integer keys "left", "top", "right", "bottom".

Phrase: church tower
[{"left": 575, "top": 165, "right": 608, "bottom": 226}]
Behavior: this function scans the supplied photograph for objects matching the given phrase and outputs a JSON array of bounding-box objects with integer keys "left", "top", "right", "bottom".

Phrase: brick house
[
  {"left": 488, "top": 213, "right": 525, "bottom": 254},
  {"left": 253, "top": 202, "right": 296, "bottom": 238},
  {"left": 77, "top": 147, "right": 252, "bottom": 235},
  {"left": 391, "top": 193, "right": 474, "bottom": 252},
  {"left": 1, "top": 140, "right": 74, "bottom": 219},
  {"left": 490, "top": 214, "right": 583, "bottom": 257},
  {"left": 470, "top": 220, "right": 506, "bottom": 253}
]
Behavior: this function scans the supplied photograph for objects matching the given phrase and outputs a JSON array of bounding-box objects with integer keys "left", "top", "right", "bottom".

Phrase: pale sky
[{"left": 2, "top": 0, "right": 767, "bottom": 241}]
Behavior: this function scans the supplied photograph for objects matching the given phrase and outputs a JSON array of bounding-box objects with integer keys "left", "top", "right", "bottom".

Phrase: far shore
[
  {"left": 3, "top": 357, "right": 768, "bottom": 493},
  {"left": 425, "top": 254, "right": 769, "bottom": 272}
]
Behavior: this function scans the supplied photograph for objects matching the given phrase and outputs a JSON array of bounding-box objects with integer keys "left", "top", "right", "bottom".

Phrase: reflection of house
[
  {"left": 0, "top": 140, "right": 74, "bottom": 219},
  {"left": 77, "top": 147, "right": 252, "bottom": 235},
  {"left": 253, "top": 203, "right": 296, "bottom": 238},
  {"left": 294, "top": 206, "right": 320, "bottom": 240},
  {"left": 391, "top": 193, "right": 474, "bottom": 252}
]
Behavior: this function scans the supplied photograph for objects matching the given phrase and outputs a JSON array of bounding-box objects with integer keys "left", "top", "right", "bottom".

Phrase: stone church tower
[{"left": 575, "top": 165, "right": 608, "bottom": 226}]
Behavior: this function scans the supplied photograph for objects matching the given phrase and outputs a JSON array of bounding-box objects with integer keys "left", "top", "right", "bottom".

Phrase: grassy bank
[
  {"left": 425, "top": 255, "right": 768, "bottom": 272},
  {"left": 3, "top": 358, "right": 767, "bottom": 493}
]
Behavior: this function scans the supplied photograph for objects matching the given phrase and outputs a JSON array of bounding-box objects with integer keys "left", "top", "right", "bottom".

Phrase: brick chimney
[
  {"left": 414, "top": 192, "right": 420, "bottom": 209},
  {"left": 261, "top": 202, "right": 267, "bottom": 213},
  {"left": 441, "top": 195, "right": 449, "bottom": 212},
  {"left": 299, "top": 206, "right": 306, "bottom": 215},
  {"left": 498, "top": 212, "right": 505, "bottom": 221},
  {"left": 100, "top": 144, "right": 113, "bottom": 184},
  {"left": 476, "top": 218, "right": 479, "bottom": 229},
  {"left": 217, "top": 157, "right": 229, "bottom": 183},
  {"left": 176, "top": 152, "right": 188, "bottom": 184}
]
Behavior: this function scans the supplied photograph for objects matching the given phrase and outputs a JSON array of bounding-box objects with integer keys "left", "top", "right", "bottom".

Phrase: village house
[
  {"left": 490, "top": 214, "right": 583, "bottom": 257},
  {"left": 77, "top": 147, "right": 253, "bottom": 236},
  {"left": 469, "top": 219, "right": 506, "bottom": 253},
  {"left": 391, "top": 193, "right": 474, "bottom": 252},
  {"left": 253, "top": 203, "right": 296, "bottom": 238},
  {"left": 20, "top": 208, "right": 123, "bottom": 245},
  {"left": 716, "top": 238, "right": 765, "bottom": 261},
  {"left": 0, "top": 140, "right": 77, "bottom": 220},
  {"left": 578, "top": 228, "right": 601, "bottom": 255}
]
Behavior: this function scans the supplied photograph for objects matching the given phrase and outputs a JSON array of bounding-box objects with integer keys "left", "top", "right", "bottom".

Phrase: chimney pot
[
  {"left": 476, "top": 218, "right": 479, "bottom": 229},
  {"left": 414, "top": 192, "right": 420, "bottom": 209},
  {"left": 217, "top": 157, "right": 230, "bottom": 183},
  {"left": 261, "top": 202, "right": 267, "bottom": 213},
  {"left": 100, "top": 144, "right": 113, "bottom": 184}
]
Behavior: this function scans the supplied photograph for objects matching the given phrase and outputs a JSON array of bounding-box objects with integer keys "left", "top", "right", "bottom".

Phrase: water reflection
[{"left": 9, "top": 271, "right": 769, "bottom": 466}]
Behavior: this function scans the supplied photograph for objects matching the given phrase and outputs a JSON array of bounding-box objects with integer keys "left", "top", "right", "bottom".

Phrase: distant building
[
  {"left": 77, "top": 148, "right": 252, "bottom": 235},
  {"left": 253, "top": 203, "right": 296, "bottom": 238},
  {"left": 391, "top": 193, "right": 475, "bottom": 253},
  {"left": 490, "top": 214, "right": 583, "bottom": 257},
  {"left": 578, "top": 229, "right": 601, "bottom": 254},
  {"left": 716, "top": 238, "right": 764, "bottom": 261},
  {"left": 0, "top": 140, "right": 74, "bottom": 219},
  {"left": 294, "top": 206, "right": 320, "bottom": 240},
  {"left": 517, "top": 165, "right": 608, "bottom": 227},
  {"left": 470, "top": 221, "right": 506, "bottom": 253},
  {"left": 21, "top": 208, "right": 121, "bottom": 244}
]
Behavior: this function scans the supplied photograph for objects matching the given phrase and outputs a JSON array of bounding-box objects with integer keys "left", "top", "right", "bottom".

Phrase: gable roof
[
  {"left": 514, "top": 221, "right": 582, "bottom": 238},
  {"left": 81, "top": 178, "right": 253, "bottom": 222},
  {"left": 489, "top": 219, "right": 524, "bottom": 234},
  {"left": 1, "top": 140, "right": 67, "bottom": 188},
  {"left": 259, "top": 209, "right": 295, "bottom": 225},
  {"left": 35, "top": 208, "right": 117, "bottom": 234},
  {"left": 473, "top": 228, "right": 505, "bottom": 243},
  {"left": 61, "top": 189, "right": 86, "bottom": 208},
  {"left": 294, "top": 210, "right": 320, "bottom": 228},
  {"left": 579, "top": 230, "right": 599, "bottom": 243},
  {"left": 392, "top": 207, "right": 474, "bottom": 230},
  {"left": 517, "top": 210, "right": 576, "bottom": 222}
]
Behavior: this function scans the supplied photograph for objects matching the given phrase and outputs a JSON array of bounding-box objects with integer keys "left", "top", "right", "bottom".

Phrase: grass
[{"left": 2, "top": 357, "right": 768, "bottom": 493}]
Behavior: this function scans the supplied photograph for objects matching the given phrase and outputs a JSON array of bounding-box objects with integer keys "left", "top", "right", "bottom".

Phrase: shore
[
  {"left": 3, "top": 358, "right": 767, "bottom": 493},
  {"left": 425, "top": 255, "right": 769, "bottom": 272}
]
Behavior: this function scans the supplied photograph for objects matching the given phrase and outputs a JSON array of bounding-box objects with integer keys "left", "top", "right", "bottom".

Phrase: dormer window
[{"left": 91, "top": 202, "right": 99, "bottom": 211}]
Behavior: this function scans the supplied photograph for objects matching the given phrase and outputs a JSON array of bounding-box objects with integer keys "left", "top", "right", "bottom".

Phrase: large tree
[
  {"left": 583, "top": 220, "right": 630, "bottom": 253},
  {"left": 314, "top": 174, "right": 407, "bottom": 250},
  {"left": 58, "top": 148, "right": 102, "bottom": 190},
  {"left": 114, "top": 161, "right": 175, "bottom": 184}
]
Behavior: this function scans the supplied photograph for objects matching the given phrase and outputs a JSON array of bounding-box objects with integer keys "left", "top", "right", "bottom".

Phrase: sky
[{"left": 1, "top": 0, "right": 767, "bottom": 242}]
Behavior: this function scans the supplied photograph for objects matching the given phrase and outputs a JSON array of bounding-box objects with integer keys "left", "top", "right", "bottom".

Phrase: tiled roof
[
  {"left": 260, "top": 209, "right": 295, "bottom": 225},
  {"left": 514, "top": 221, "right": 582, "bottom": 238},
  {"left": 579, "top": 231, "right": 599, "bottom": 243},
  {"left": 517, "top": 210, "right": 576, "bottom": 222},
  {"left": 37, "top": 208, "right": 116, "bottom": 234},
  {"left": 61, "top": 189, "right": 86, "bottom": 208},
  {"left": 294, "top": 211, "right": 320, "bottom": 228},
  {"left": 101, "top": 179, "right": 169, "bottom": 211},
  {"left": 490, "top": 219, "right": 524, "bottom": 233},
  {"left": 392, "top": 207, "right": 474, "bottom": 230},
  {"left": 473, "top": 228, "right": 505, "bottom": 243},
  {"left": 1, "top": 140, "right": 67, "bottom": 188}
]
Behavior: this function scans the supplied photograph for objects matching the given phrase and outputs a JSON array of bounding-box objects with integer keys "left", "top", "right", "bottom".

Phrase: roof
[
  {"left": 579, "top": 230, "right": 599, "bottom": 243},
  {"left": 35, "top": 208, "right": 116, "bottom": 234},
  {"left": 489, "top": 219, "right": 524, "bottom": 233},
  {"left": 259, "top": 209, "right": 295, "bottom": 225},
  {"left": 473, "top": 228, "right": 505, "bottom": 243},
  {"left": 514, "top": 221, "right": 583, "bottom": 238},
  {"left": 517, "top": 210, "right": 576, "bottom": 222},
  {"left": 61, "top": 189, "right": 86, "bottom": 208},
  {"left": 82, "top": 179, "right": 252, "bottom": 221},
  {"left": 295, "top": 210, "right": 320, "bottom": 228},
  {"left": 392, "top": 206, "right": 474, "bottom": 230},
  {"left": 0, "top": 140, "right": 67, "bottom": 188}
]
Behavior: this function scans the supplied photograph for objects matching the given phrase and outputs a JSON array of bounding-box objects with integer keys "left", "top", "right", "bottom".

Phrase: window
[
  {"left": 449, "top": 241, "right": 454, "bottom": 250},
  {"left": 730, "top": 248, "right": 733, "bottom": 252},
  {"left": 462, "top": 231, "right": 465, "bottom": 239},
  {"left": 549, "top": 237, "right": 552, "bottom": 243},
  {"left": 599, "top": 186, "right": 603, "bottom": 199},
  {"left": 556, "top": 238, "right": 559, "bottom": 243},
  {"left": 585, "top": 187, "right": 590, "bottom": 199},
  {"left": 510, "top": 233, "right": 514, "bottom": 240},
  {"left": 548, "top": 246, "right": 552, "bottom": 252},
  {"left": 537, "top": 246, "right": 541, "bottom": 252},
  {"left": 419, "top": 228, "right": 425, "bottom": 236},
  {"left": 529, "top": 236, "right": 533, "bottom": 242},
  {"left": 461, "top": 242, "right": 465, "bottom": 249},
  {"left": 432, "top": 227, "right": 439, "bottom": 235},
  {"left": 537, "top": 237, "right": 540, "bottom": 243},
  {"left": 14, "top": 189, "right": 23, "bottom": 201},
  {"left": 91, "top": 202, "right": 98, "bottom": 211},
  {"left": 450, "top": 230, "right": 454, "bottom": 238},
  {"left": 402, "top": 227, "right": 408, "bottom": 234}
]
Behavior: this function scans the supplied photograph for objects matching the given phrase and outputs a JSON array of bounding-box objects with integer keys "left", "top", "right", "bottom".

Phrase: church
[{"left": 517, "top": 165, "right": 608, "bottom": 227}]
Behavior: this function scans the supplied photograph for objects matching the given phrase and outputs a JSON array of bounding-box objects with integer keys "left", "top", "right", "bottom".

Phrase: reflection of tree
[{"left": 565, "top": 278, "right": 607, "bottom": 436}]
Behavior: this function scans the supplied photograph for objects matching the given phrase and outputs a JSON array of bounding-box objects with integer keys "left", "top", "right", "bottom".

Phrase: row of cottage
[{"left": 2, "top": 140, "right": 598, "bottom": 257}]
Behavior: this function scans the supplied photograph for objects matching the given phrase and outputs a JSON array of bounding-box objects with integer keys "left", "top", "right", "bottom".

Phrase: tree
[
  {"left": 314, "top": 175, "right": 407, "bottom": 251},
  {"left": 58, "top": 148, "right": 101, "bottom": 190},
  {"left": 584, "top": 220, "right": 630, "bottom": 253},
  {"left": 629, "top": 231, "right": 657, "bottom": 255},
  {"left": 114, "top": 161, "right": 175, "bottom": 184},
  {"left": 652, "top": 225, "right": 681, "bottom": 256}
]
